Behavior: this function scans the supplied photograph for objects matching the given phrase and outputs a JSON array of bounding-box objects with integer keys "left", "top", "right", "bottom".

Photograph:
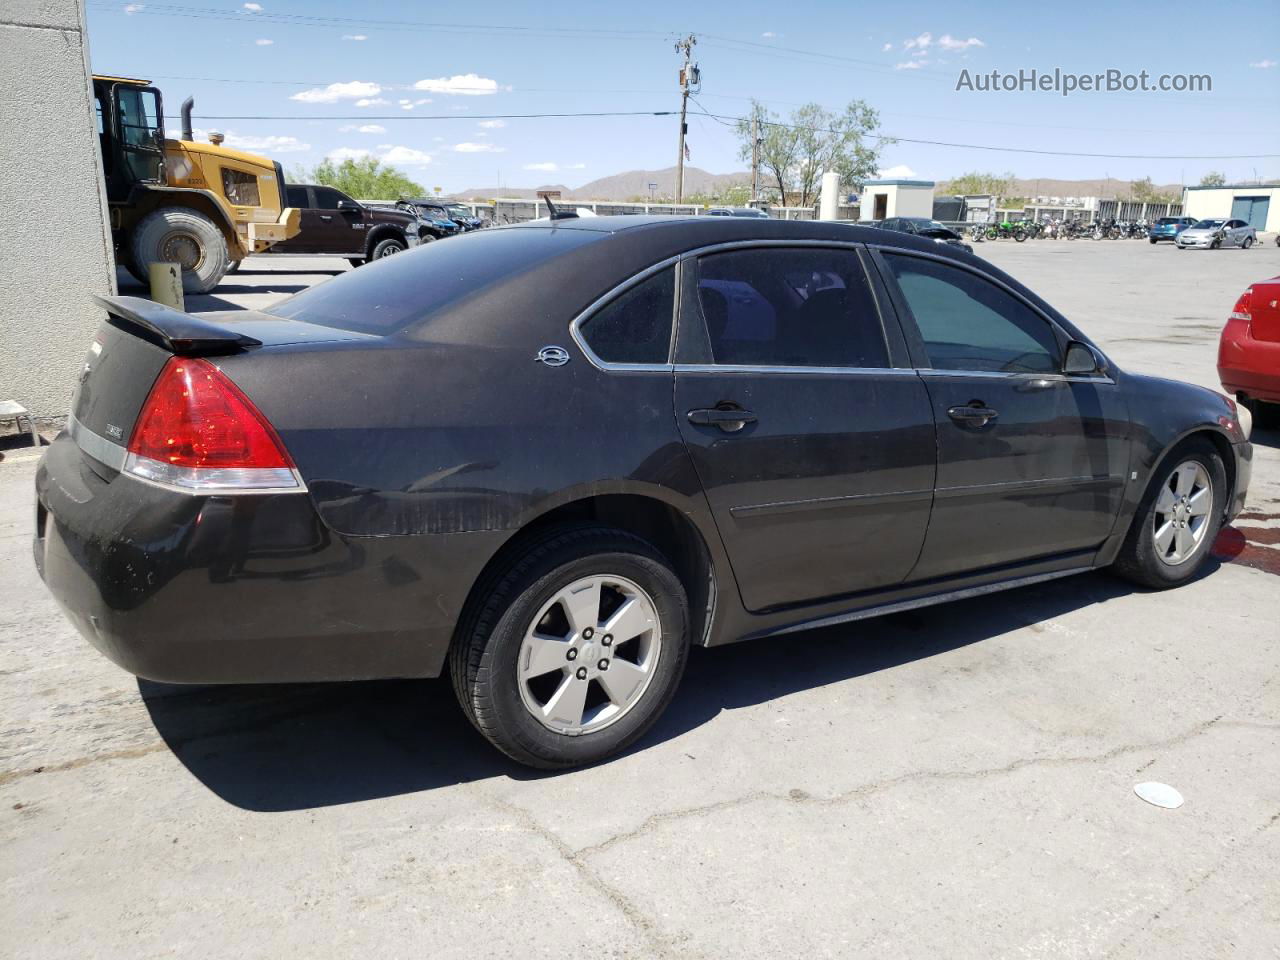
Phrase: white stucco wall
[
  {"left": 894, "top": 186, "right": 936, "bottom": 219},
  {"left": 1182, "top": 186, "right": 1280, "bottom": 232},
  {"left": 0, "top": 0, "right": 115, "bottom": 421},
  {"left": 858, "top": 183, "right": 937, "bottom": 221}
]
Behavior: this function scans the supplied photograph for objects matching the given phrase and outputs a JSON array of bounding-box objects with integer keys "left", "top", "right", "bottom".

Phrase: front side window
[
  {"left": 313, "top": 187, "right": 351, "bottom": 211},
  {"left": 221, "top": 169, "right": 260, "bottom": 206},
  {"left": 116, "top": 87, "right": 161, "bottom": 148},
  {"left": 881, "top": 253, "right": 1060, "bottom": 373},
  {"left": 689, "top": 248, "right": 888, "bottom": 368},
  {"left": 578, "top": 267, "right": 675, "bottom": 365}
]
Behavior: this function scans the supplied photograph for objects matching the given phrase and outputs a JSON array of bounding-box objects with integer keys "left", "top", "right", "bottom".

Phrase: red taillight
[
  {"left": 1229, "top": 287, "right": 1252, "bottom": 323},
  {"left": 125, "top": 357, "right": 302, "bottom": 493}
]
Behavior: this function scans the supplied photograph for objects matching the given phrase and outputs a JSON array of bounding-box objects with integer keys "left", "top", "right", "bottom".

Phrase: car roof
[{"left": 511, "top": 214, "right": 914, "bottom": 243}]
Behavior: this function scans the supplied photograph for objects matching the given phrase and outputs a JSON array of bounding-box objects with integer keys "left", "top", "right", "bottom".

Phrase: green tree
[
  {"left": 1199, "top": 171, "right": 1226, "bottom": 187},
  {"left": 1130, "top": 176, "right": 1174, "bottom": 203},
  {"left": 941, "top": 171, "right": 1015, "bottom": 197},
  {"left": 290, "top": 156, "right": 425, "bottom": 200},
  {"left": 735, "top": 100, "right": 890, "bottom": 208}
]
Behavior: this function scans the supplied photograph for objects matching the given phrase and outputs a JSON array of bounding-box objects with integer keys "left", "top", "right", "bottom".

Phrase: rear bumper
[
  {"left": 1219, "top": 333, "right": 1280, "bottom": 404},
  {"left": 34, "top": 432, "right": 475, "bottom": 684}
]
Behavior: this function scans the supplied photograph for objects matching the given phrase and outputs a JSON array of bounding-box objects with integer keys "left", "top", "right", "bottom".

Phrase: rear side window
[
  {"left": 881, "top": 253, "right": 1060, "bottom": 373},
  {"left": 578, "top": 267, "right": 675, "bottom": 365},
  {"left": 286, "top": 185, "right": 310, "bottom": 207},
  {"left": 266, "top": 228, "right": 602, "bottom": 334},
  {"left": 688, "top": 247, "right": 889, "bottom": 368}
]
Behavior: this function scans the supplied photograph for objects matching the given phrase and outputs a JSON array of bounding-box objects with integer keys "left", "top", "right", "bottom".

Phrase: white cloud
[
  {"left": 413, "top": 73, "right": 504, "bottom": 95},
  {"left": 122, "top": 3, "right": 143, "bottom": 13},
  {"left": 381, "top": 146, "right": 433, "bottom": 167},
  {"left": 432, "top": 136, "right": 444, "bottom": 142},
  {"left": 1250, "top": 59, "right": 1277, "bottom": 69},
  {"left": 524, "top": 162, "right": 558, "bottom": 171},
  {"left": 397, "top": 98, "right": 433, "bottom": 110},
  {"left": 566, "top": 163, "right": 586, "bottom": 170},
  {"left": 339, "top": 123, "right": 387, "bottom": 133},
  {"left": 326, "top": 147, "right": 373, "bottom": 163},
  {"left": 354, "top": 97, "right": 389, "bottom": 107},
  {"left": 937, "top": 34, "right": 984, "bottom": 51},
  {"left": 877, "top": 164, "right": 917, "bottom": 178},
  {"left": 254, "top": 38, "right": 273, "bottom": 45},
  {"left": 291, "top": 81, "right": 382, "bottom": 104},
  {"left": 192, "top": 128, "right": 310, "bottom": 153},
  {"left": 761, "top": 31, "right": 776, "bottom": 39},
  {"left": 243, "top": 2, "right": 262, "bottom": 10},
  {"left": 881, "top": 42, "right": 892, "bottom": 52},
  {"left": 478, "top": 119, "right": 506, "bottom": 129},
  {"left": 903, "top": 32, "right": 932, "bottom": 50},
  {"left": 454, "top": 142, "right": 504, "bottom": 153},
  {"left": 895, "top": 60, "right": 925, "bottom": 70},
  {"left": 342, "top": 34, "right": 367, "bottom": 41}
]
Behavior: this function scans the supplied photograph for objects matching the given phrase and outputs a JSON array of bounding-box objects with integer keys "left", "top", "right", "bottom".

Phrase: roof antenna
[{"left": 540, "top": 192, "right": 578, "bottom": 221}]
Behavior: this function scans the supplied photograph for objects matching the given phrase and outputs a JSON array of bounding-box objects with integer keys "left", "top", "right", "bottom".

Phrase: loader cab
[{"left": 93, "top": 76, "right": 165, "bottom": 201}]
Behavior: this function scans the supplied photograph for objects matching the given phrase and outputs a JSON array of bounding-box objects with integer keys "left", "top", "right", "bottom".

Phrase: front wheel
[
  {"left": 1014, "top": 229, "right": 1028, "bottom": 242},
  {"left": 450, "top": 526, "right": 690, "bottom": 768},
  {"left": 370, "top": 237, "right": 407, "bottom": 260},
  {"left": 1111, "top": 438, "right": 1227, "bottom": 590},
  {"left": 130, "top": 206, "right": 230, "bottom": 294},
  {"left": 1149, "top": 238, "right": 1158, "bottom": 244}
]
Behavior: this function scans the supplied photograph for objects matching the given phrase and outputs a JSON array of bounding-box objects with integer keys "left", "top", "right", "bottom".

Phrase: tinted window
[
  {"left": 882, "top": 253, "right": 1060, "bottom": 373},
  {"left": 266, "top": 227, "right": 602, "bottom": 334},
  {"left": 691, "top": 248, "right": 888, "bottom": 368},
  {"left": 286, "top": 185, "right": 310, "bottom": 207},
  {"left": 579, "top": 267, "right": 675, "bottom": 364},
  {"left": 313, "top": 187, "right": 350, "bottom": 210}
]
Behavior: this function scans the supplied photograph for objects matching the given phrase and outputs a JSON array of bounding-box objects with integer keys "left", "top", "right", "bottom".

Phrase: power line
[{"left": 169, "top": 110, "right": 678, "bottom": 121}]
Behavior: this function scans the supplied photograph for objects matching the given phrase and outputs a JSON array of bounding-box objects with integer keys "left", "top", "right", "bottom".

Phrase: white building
[
  {"left": 857, "top": 179, "right": 936, "bottom": 221},
  {"left": 1181, "top": 184, "right": 1280, "bottom": 232}
]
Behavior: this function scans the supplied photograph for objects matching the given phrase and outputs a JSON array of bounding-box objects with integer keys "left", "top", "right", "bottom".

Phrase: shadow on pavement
[{"left": 142, "top": 570, "right": 1147, "bottom": 812}]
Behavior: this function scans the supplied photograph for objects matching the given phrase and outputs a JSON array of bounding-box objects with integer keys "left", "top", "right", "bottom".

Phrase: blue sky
[{"left": 87, "top": 0, "right": 1279, "bottom": 193}]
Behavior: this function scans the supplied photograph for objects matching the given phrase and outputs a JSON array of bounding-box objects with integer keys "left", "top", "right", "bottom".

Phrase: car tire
[
  {"left": 347, "top": 258, "right": 366, "bottom": 268},
  {"left": 370, "top": 237, "right": 406, "bottom": 260},
  {"left": 1111, "top": 437, "right": 1227, "bottom": 590},
  {"left": 131, "top": 207, "right": 230, "bottom": 294},
  {"left": 1242, "top": 236, "right": 1254, "bottom": 249},
  {"left": 1149, "top": 238, "right": 1157, "bottom": 244},
  {"left": 450, "top": 525, "right": 690, "bottom": 769}
]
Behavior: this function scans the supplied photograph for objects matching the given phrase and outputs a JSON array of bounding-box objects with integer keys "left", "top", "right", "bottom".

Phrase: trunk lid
[
  {"left": 71, "top": 296, "right": 374, "bottom": 467},
  {"left": 1249, "top": 278, "right": 1280, "bottom": 343}
]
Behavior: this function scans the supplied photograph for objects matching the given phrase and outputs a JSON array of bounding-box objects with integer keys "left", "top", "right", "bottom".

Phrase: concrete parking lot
[{"left": 3, "top": 239, "right": 1278, "bottom": 958}]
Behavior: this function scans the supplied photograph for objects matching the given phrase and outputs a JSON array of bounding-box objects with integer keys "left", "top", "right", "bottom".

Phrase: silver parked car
[{"left": 1175, "top": 217, "right": 1257, "bottom": 250}]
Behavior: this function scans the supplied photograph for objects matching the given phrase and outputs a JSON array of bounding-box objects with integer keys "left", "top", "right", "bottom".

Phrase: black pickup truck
[{"left": 256, "top": 184, "right": 424, "bottom": 266}]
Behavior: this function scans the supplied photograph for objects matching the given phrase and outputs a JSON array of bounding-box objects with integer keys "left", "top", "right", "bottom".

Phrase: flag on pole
[{"left": 683, "top": 142, "right": 691, "bottom": 162}]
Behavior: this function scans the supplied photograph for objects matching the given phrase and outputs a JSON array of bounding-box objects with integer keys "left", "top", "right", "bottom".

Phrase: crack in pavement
[
  {"left": 484, "top": 793, "right": 702, "bottom": 960},
  {"left": 568, "top": 716, "right": 1280, "bottom": 861}
]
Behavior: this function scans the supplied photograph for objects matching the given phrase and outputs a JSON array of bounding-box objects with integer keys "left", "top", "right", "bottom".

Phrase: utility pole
[
  {"left": 750, "top": 112, "right": 760, "bottom": 204},
  {"left": 674, "top": 33, "right": 696, "bottom": 204}
]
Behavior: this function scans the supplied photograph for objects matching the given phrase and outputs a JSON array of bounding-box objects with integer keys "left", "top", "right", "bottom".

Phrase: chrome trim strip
[
  {"left": 933, "top": 474, "right": 1127, "bottom": 500},
  {"left": 917, "top": 369, "right": 1116, "bottom": 385},
  {"left": 673, "top": 364, "right": 919, "bottom": 376},
  {"left": 67, "top": 412, "right": 127, "bottom": 471},
  {"left": 730, "top": 487, "right": 934, "bottom": 519},
  {"left": 762, "top": 566, "right": 1093, "bottom": 638}
]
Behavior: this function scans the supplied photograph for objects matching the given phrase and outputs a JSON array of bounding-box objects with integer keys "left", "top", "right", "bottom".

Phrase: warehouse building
[{"left": 1181, "top": 183, "right": 1280, "bottom": 232}]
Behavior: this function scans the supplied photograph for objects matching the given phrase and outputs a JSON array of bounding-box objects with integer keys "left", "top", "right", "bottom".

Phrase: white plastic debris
[{"left": 1134, "top": 782, "right": 1184, "bottom": 809}]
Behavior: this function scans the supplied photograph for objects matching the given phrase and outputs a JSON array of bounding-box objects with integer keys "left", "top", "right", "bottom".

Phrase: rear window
[{"left": 264, "top": 227, "right": 601, "bottom": 334}]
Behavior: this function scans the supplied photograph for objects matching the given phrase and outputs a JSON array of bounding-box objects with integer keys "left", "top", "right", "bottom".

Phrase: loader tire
[{"left": 131, "top": 207, "right": 230, "bottom": 295}]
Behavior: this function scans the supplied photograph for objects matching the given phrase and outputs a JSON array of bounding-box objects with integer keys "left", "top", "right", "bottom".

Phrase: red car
[{"left": 1219, "top": 275, "right": 1280, "bottom": 420}]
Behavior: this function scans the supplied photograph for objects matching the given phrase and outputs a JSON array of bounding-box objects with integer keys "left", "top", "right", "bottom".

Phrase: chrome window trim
[
  {"left": 568, "top": 255, "right": 681, "bottom": 373},
  {"left": 673, "top": 363, "right": 920, "bottom": 376}
]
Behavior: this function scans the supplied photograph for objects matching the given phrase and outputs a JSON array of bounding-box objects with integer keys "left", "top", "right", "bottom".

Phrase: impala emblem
[{"left": 535, "top": 345, "right": 571, "bottom": 367}]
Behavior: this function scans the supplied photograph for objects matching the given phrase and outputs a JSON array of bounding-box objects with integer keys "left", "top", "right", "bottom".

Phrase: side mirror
[{"left": 1063, "top": 341, "right": 1101, "bottom": 376}]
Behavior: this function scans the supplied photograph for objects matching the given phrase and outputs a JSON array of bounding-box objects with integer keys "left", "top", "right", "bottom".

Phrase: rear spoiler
[{"left": 92, "top": 295, "right": 262, "bottom": 354}]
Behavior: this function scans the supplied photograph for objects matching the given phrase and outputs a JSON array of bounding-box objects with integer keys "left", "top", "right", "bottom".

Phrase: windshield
[
  {"left": 446, "top": 205, "right": 470, "bottom": 217},
  {"left": 1155, "top": 218, "right": 1178, "bottom": 225},
  {"left": 265, "top": 227, "right": 602, "bottom": 334},
  {"left": 913, "top": 220, "right": 952, "bottom": 232},
  {"left": 1195, "top": 219, "right": 1224, "bottom": 229}
]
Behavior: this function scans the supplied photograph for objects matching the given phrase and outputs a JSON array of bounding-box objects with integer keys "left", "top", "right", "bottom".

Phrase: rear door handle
[
  {"left": 319, "top": 215, "right": 333, "bottom": 221},
  {"left": 947, "top": 403, "right": 999, "bottom": 426},
  {"left": 687, "top": 406, "right": 757, "bottom": 433}
]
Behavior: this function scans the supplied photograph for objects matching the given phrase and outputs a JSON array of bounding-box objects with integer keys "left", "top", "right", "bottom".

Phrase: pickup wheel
[
  {"left": 369, "top": 237, "right": 407, "bottom": 260},
  {"left": 131, "top": 207, "right": 230, "bottom": 294}
]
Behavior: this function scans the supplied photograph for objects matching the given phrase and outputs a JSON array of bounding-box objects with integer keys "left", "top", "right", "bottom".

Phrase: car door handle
[
  {"left": 947, "top": 403, "right": 999, "bottom": 426},
  {"left": 687, "top": 406, "right": 757, "bottom": 432},
  {"left": 319, "top": 215, "right": 333, "bottom": 221}
]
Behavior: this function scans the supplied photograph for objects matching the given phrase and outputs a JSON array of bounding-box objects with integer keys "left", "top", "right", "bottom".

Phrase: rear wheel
[
  {"left": 1112, "top": 438, "right": 1227, "bottom": 589},
  {"left": 130, "top": 207, "right": 230, "bottom": 294},
  {"left": 450, "top": 526, "right": 690, "bottom": 768},
  {"left": 1242, "top": 236, "right": 1254, "bottom": 250}
]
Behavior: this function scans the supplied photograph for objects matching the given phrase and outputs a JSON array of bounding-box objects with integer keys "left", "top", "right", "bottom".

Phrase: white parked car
[{"left": 1175, "top": 218, "right": 1257, "bottom": 250}]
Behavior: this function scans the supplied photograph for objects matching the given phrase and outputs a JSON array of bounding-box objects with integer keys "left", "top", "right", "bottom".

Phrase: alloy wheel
[
  {"left": 1152, "top": 460, "right": 1213, "bottom": 566},
  {"left": 517, "top": 574, "right": 662, "bottom": 735}
]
